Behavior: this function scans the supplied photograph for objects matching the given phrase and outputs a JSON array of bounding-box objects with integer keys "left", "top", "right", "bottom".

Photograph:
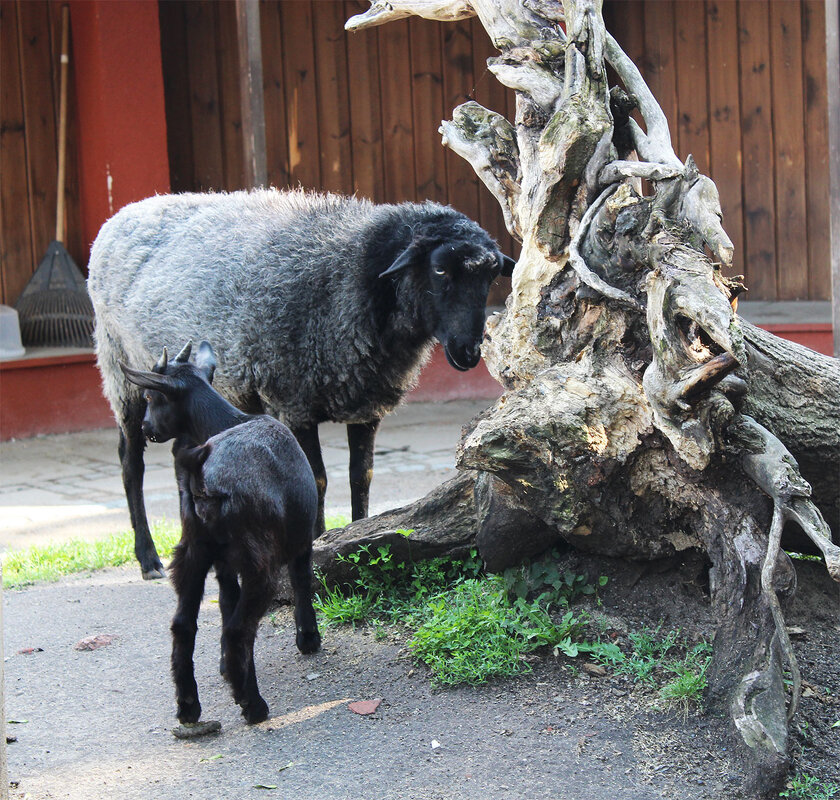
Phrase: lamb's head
[
  {"left": 119, "top": 341, "right": 217, "bottom": 443},
  {"left": 379, "top": 215, "right": 515, "bottom": 371}
]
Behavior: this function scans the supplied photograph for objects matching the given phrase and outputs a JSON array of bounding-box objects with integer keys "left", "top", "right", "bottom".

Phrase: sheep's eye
[{"left": 433, "top": 266, "right": 447, "bottom": 277}]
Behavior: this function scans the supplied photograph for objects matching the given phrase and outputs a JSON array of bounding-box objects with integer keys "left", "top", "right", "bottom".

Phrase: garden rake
[{"left": 15, "top": 5, "right": 94, "bottom": 348}]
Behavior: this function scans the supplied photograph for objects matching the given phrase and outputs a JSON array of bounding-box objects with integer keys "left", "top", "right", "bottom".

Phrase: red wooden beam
[{"left": 67, "top": 0, "right": 170, "bottom": 259}]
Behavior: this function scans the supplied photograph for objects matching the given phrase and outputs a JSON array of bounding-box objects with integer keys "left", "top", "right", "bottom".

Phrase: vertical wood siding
[
  {"left": 1, "top": 1, "right": 830, "bottom": 307},
  {"left": 0, "top": 0, "right": 85, "bottom": 307},
  {"left": 158, "top": 0, "right": 515, "bottom": 305},
  {"left": 604, "top": 0, "right": 831, "bottom": 301}
]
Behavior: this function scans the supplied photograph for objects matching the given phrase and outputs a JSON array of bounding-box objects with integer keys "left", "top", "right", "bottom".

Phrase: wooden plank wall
[
  {"left": 0, "top": 0, "right": 85, "bottom": 307},
  {"left": 604, "top": 0, "right": 831, "bottom": 301},
  {"left": 158, "top": 0, "right": 516, "bottom": 305}
]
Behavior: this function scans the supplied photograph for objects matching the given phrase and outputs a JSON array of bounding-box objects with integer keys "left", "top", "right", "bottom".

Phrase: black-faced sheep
[
  {"left": 88, "top": 189, "right": 513, "bottom": 578},
  {"left": 121, "top": 341, "right": 320, "bottom": 725}
]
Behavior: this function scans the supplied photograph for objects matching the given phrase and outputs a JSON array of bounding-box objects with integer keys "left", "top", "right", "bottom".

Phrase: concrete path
[{"left": 0, "top": 401, "right": 488, "bottom": 553}]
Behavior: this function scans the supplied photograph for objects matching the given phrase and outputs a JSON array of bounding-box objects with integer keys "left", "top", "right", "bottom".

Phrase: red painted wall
[{"left": 68, "top": 0, "right": 170, "bottom": 253}]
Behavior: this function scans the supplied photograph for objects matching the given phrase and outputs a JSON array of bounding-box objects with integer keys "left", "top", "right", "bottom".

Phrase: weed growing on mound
[
  {"left": 780, "top": 773, "right": 840, "bottom": 800},
  {"left": 580, "top": 624, "right": 713, "bottom": 712},
  {"left": 315, "top": 543, "right": 599, "bottom": 686}
]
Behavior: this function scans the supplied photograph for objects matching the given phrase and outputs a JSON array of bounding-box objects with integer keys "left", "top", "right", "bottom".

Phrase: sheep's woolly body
[{"left": 89, "top": 189, "right": 493, "bottom": 428}]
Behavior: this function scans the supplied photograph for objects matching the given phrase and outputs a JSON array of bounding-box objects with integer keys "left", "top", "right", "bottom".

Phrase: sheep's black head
[
  {"left": 379, "top": 216, "right": 516, "bottom": 371},
  {"left": 120, "top": 341, "right": 217, "bottom": 443}
]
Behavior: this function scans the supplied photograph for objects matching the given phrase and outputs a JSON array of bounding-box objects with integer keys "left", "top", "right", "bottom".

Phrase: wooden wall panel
[
  {"left": 770, "top": 0, "right": 809, "bottom": 299},
  {"left": 801, "top": 0, "right": 831, "bottom": 300},
  {"left": 158, "top": 1, "right": 194, "bottom": 192},
  {"left": 152, "top": 0, "right": 834, "bottom": 306},
  {"left": 1, "top": 0, "right": 85, "bottom": 306},
  {"left": 441, "top": 21, "right": 480, "bottom": 221},
  {"left": 1, "top": 1, "right": 34, "bottom": 305},
  {"left": 706, "top": 0, "right": 745, "bottom": 278},
  {"left": 738, "top": 0, "right": 778, "bottom": 298},
  {"left": 411, "top": 19, "right": 448, "bottom": 203},
  {"left": 674, "top": 1, "right": 711, "bottom": 174},
  {"left": 280, "top": 0, "right": 321, "bottom": 189},
  {"left": 260, "top": 1, "right": 290, "bottom": 188},
  {"left": 215, "top": 1, "right": 245, "bottom": 191},
  {"left": 313, "top": 3, "right": 354, "bottom": 196},
  {"left": 344, "top": 1, "right": 385, "bottom": 200},
  {"left": 378, "top": 19, "right": 417, "bottom": 202},
  {"left": 16, "top": 1, "right": 59, "bottom": 271}
]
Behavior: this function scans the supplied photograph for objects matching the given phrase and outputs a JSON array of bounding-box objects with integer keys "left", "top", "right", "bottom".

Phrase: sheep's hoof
[
  {"left": 171, "top": 720, "right": 221, "bottom": 739},
  {"left": 241, "top": 698, "right": 269, "bottom": 725},
  {"left": 142, "top": 565, "right": 166, "bottom": 581},
  {"left": 296, "top": 629, "right": 321, "bottom": 655}
]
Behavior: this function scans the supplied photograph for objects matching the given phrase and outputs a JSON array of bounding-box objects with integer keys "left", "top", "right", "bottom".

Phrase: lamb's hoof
[
  {"left": 142, "top": 565, "right": 166, "bottom": 580},
  {"left": 296, "top": 629, "right": 321, "bottom": 655},
  {"left": 241, "top": 698, "right": 269, "bottom": 725},
  {"left": 177, "top": 698, "right": 202, "bottom": 724},
  {"left": 171, "top": 720, "right": 221, "bottom": 739}
]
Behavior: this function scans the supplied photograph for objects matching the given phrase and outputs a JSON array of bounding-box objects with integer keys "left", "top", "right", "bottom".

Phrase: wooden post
[
  {"left": 827, "top": 0, "right": 840, "bottom": 356},
  {"left": 236, "top": 0, "right": 268, "bottom": 189}
]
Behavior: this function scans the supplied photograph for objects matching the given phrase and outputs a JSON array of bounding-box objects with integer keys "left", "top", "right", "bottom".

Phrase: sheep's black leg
[
  {"left": 119, "top": 405, "right": 164, "bottom": 579},
  {"left": 288, "top": 548, "right": 321, "bottom": 655},
  {"left": 214, "top": 559, "right": 241, "bottom": 677},
  {"left": 292, "top": 424, "right": 327, "bottom": 536},
  {"left": 347, "top": 420, "right": 380, "bottom": 521},
  {"left": 222, "top": 574, "right": 273, "bottom": 724},
  {"left": 169, "top": 540, "right": 213, "bottom": 724}
]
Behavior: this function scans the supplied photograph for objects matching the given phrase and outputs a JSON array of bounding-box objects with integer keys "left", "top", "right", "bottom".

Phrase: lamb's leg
[
  {"left": 170, "top": 540, "right": 213, "bottom": 723},
  {"left": 223, "top": 574, "right": 273, "bottom": 724},
  {"left": 292, "top": 424, "right": 327, "bottom": 536},
  {"left": 288, "top": 548, "right": 321, "bottom": 654},
  {"left": 214, "top": 559, "right": 241, "bottom": 677},
  {"left": 119, "top": 406, "right": 164, "bottom": 579},
  {"left": 347, "top": 420, "right": 380, "bottom": 521}
]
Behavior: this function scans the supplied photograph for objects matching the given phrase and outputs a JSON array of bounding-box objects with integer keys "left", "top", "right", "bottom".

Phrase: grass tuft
[
  {"left": 314, "top": 544, "right": 596, "bottom": 686},
  {"left": 1, "top": 520, "right": 181, "bottom": 588},
  {"left": 2, "top": 510, "right": 350, "bottom": 589},
  {"left": 780, "top": 773, "right": 840, "bottom": 800}
]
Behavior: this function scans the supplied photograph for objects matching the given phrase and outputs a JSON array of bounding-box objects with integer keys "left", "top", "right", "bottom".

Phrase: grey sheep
[{"left": 88, "top": 188, "right": 513, "bottom": 578}]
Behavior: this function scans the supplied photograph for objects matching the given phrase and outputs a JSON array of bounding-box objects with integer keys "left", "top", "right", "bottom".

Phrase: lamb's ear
[
  {"left": 499, "top": 254, "right": 517, "bottom": 277},
  {"left": 195, "top": 341, "right": 217, "bottom": 384},
  {"left": 379, "top": 241, "right": 423, "bottom": 279},
  {"left": 176, "top": 442, "right": 212, "bottom": 474},
  {"left": 119, "top": 362, "right": 179, "bottom": 395}
]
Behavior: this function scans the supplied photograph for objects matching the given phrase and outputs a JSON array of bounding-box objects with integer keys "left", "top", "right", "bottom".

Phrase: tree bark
[{"left": 339, "top": 2, "right": 840, "bottom": 793}]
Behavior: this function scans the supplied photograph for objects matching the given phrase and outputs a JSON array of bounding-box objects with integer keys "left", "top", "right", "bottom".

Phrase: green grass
[
  {"left": 581, "top": 625, "right": 713, "bottom": 712},
  {"left": 314, "top": 543, "right": 596, "bottom": 687},
  {"left": 780, "top": 773, "right": 840, "bottom": 800},
  {"left": 1, "top": 520, "right": 181, "bottom": 588},
  {"left": 1, "top": 510, "right": 351, "bottom": 589}
]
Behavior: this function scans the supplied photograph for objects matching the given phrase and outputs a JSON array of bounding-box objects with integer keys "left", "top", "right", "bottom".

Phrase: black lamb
[
  {"left": 88, "top": 188, "right": 514, "bottom": 578},
  {"left": 121, "top": 341, "right": 320, "bottom": 725}
]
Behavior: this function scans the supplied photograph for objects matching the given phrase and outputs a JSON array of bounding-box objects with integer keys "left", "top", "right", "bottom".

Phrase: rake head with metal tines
[{"left": 15, "top": 240, "right": 95, "bottom": 348}]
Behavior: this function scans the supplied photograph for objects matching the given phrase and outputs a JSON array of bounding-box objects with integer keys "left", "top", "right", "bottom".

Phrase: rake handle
[{"left": 56, "top": 5, "right": 70, "bottom": 244}]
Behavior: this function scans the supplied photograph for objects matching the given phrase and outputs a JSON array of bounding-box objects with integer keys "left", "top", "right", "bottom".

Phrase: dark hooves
[
  {"left": 171, "top": 720, "right": 222, "bottom": 739},
  {"left": 241, "top": 698, "right": 269, "bottom": 725},
  {"left": 142, "top": 565, "right": 167, "bottom": 581},
  {"left": 296, "top": 630, "right": 321, "bottom": 655}
]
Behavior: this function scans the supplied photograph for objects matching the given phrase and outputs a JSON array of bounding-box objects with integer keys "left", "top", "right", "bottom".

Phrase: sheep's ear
[
  {"left": 195, "top": 341, "right": 217, "bottom": 384},
  {"left": 119, "top": 362, "right": 179, "bottom": 395},
  {"left": 379, "top": 242, "right": 422, "bottom": 279},
  {"left": 499, "top": 254, "right": 516, "bottom": 277},
  {"left": 174, "top": 340, "right": 193, "bottom": 364}
]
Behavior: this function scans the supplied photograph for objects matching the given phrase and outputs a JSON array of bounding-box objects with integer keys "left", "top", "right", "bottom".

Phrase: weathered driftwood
[{"left": 339, "top": 2, "right": 840, "bottom": 794}]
